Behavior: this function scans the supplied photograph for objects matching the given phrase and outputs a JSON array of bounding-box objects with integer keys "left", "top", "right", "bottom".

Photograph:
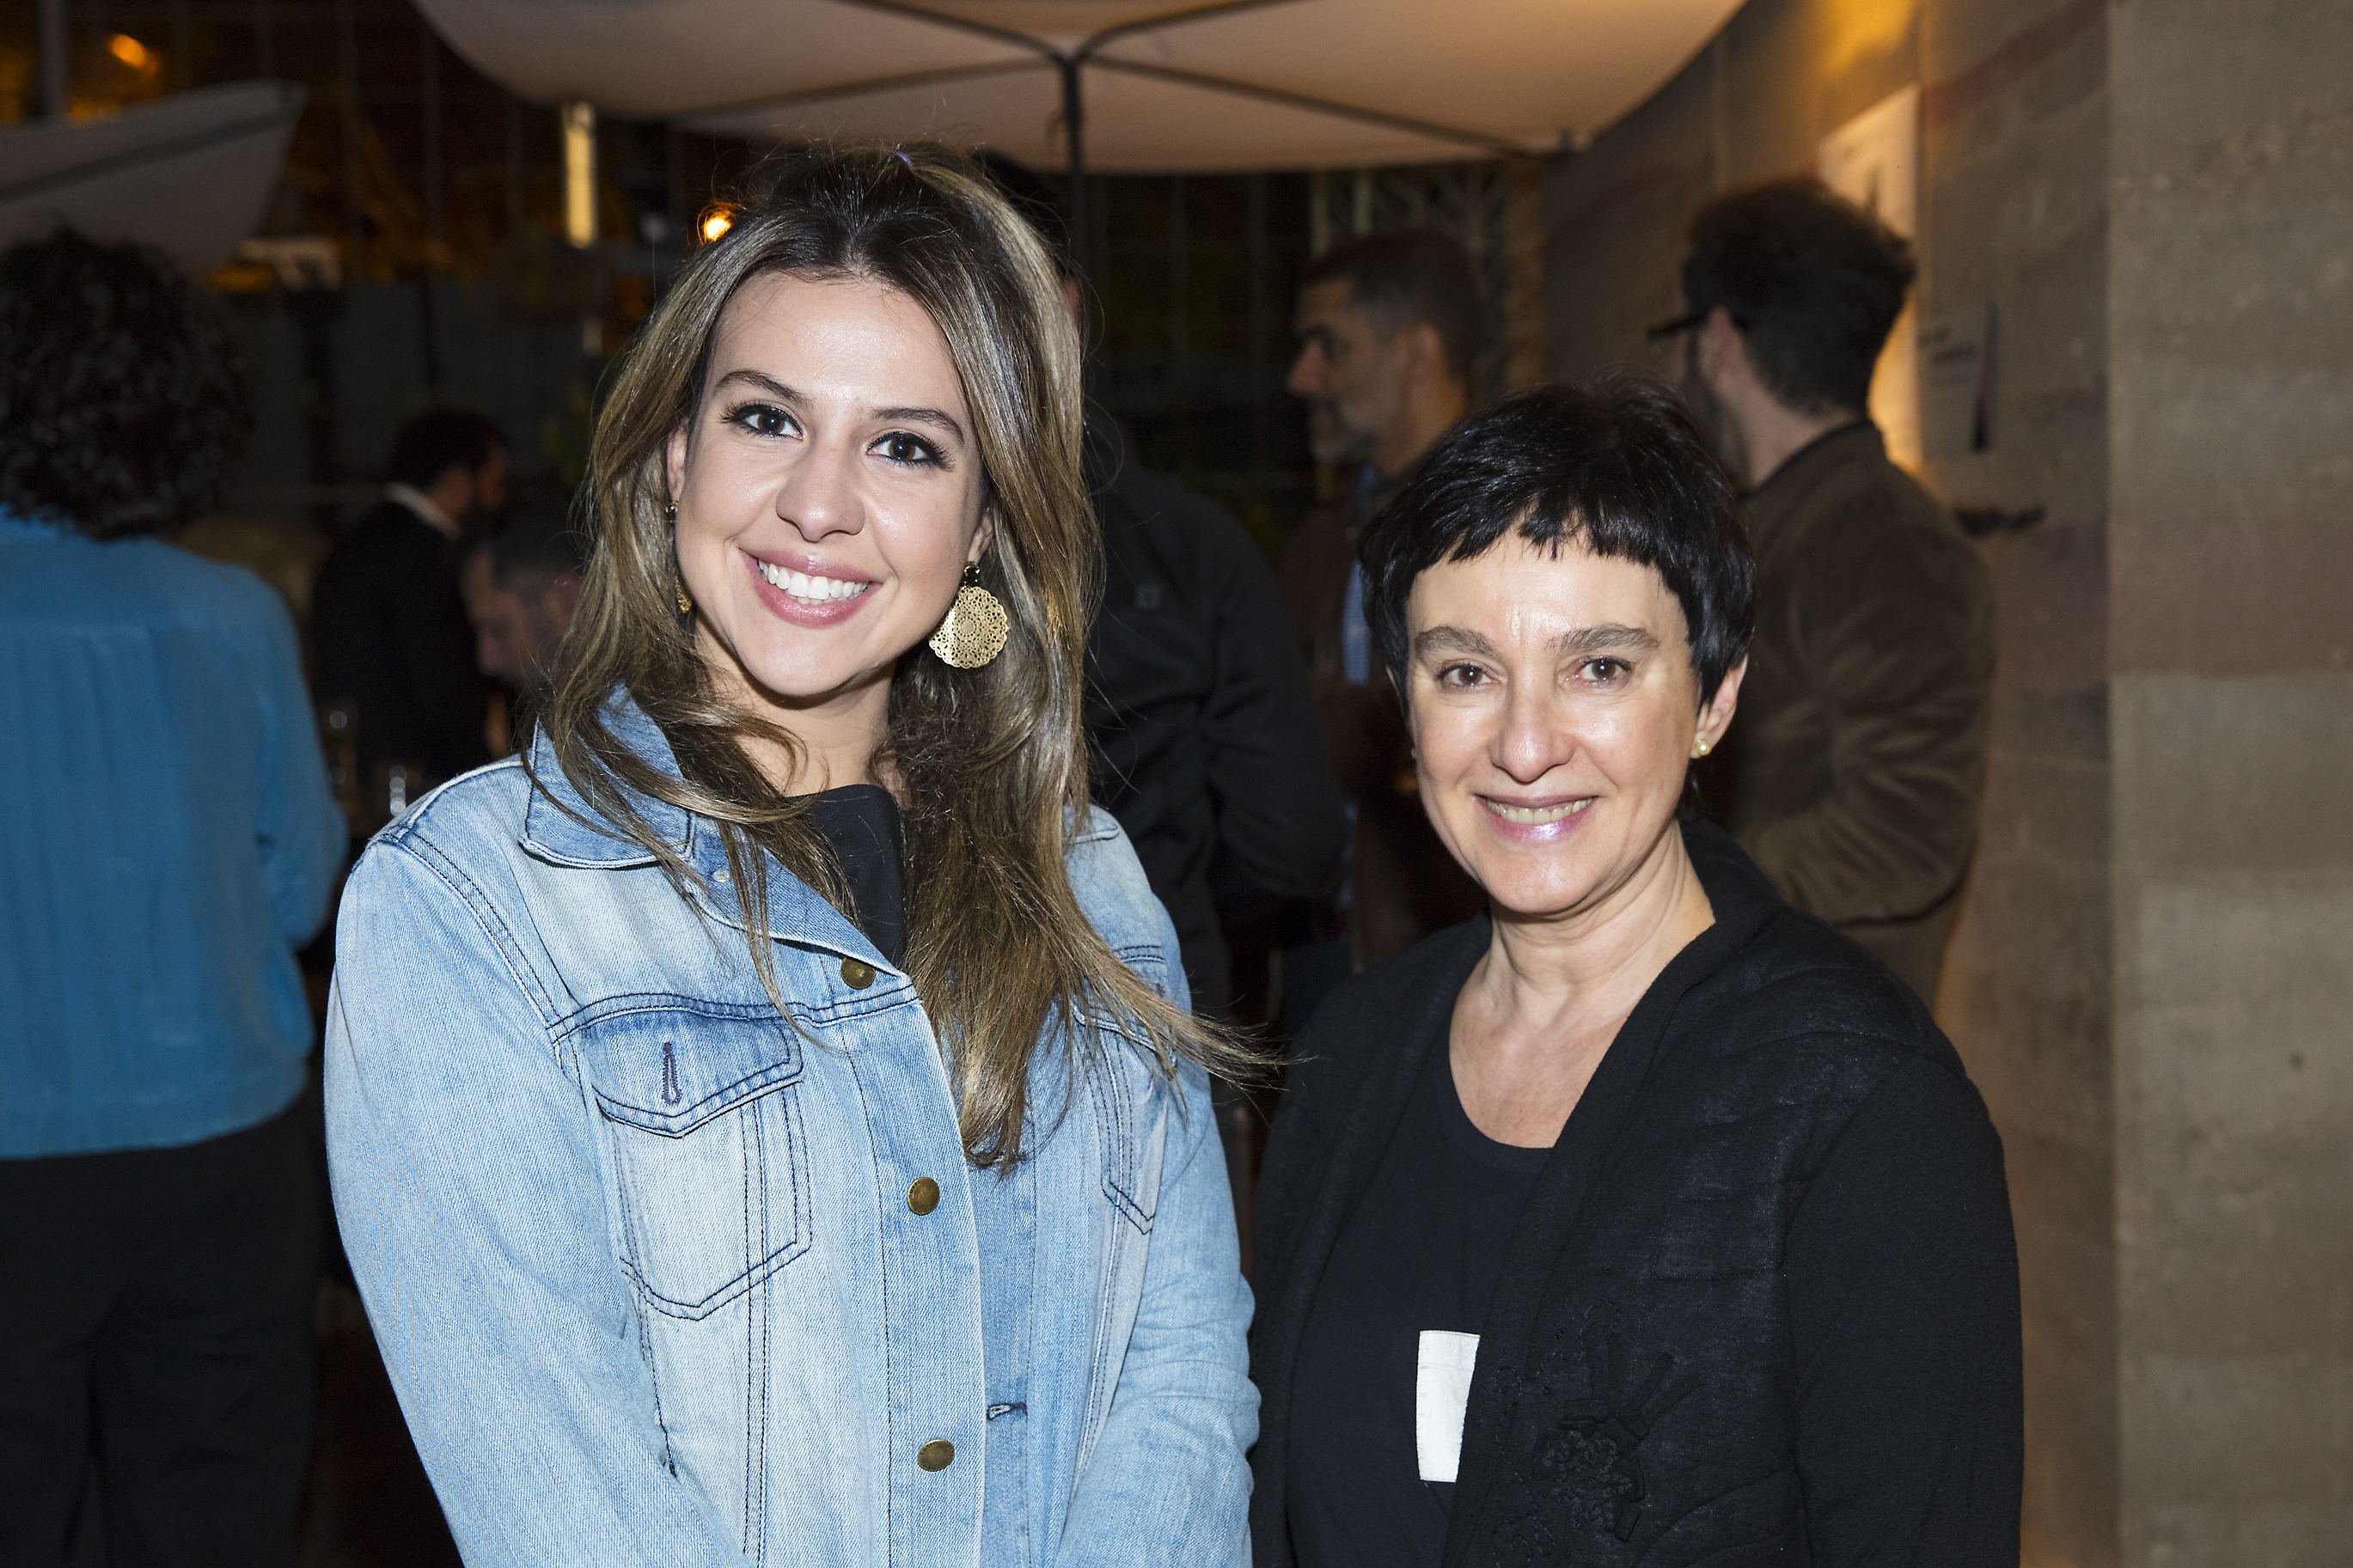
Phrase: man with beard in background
[
  {"left": 1659, "top": 178, "right": 1994, "bottom": 1004},
  {"left": 1276, "top": 231, "right": 1487, "bottom": 1024}
]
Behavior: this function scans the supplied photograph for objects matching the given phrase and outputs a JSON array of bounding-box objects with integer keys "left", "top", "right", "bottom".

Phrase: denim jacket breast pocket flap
[
  {"left": 571, "top": 1000, "right": 813, "bottom": 1319},
  {"left": 577, "top": 1000, "right": 804, "bottom": 1137}
]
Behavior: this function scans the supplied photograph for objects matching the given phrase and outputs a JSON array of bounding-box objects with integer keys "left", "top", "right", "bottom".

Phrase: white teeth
[
  {"left": 756, "top": 559, "right": 870, "bottom": 603},
  {"left": 1487, "top": 798, "right": 1594, "bottom": 825}
]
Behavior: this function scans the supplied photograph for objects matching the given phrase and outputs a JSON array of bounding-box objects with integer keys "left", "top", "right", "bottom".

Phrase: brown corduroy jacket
[{"left": 1697, "top": 422, "right": 1995, "bottom": 1004}]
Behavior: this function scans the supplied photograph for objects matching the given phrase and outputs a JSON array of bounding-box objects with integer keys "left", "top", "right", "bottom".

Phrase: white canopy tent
[
  {"left": 0, "top": 82, "right": 306, "bottom": 276},
  {"left": 414, "top": 0, "right": 1741, "bottom": 192}
]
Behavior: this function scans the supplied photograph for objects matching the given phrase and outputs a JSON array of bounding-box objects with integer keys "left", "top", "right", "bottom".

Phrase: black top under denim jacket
[{"left": 1249, "top": 821, "right": 2024, "bottom": 1568}]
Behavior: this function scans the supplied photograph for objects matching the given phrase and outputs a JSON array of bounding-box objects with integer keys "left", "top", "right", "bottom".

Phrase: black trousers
[{"left": 0, "top": 1105, "right": 320, "bottom": 1568}]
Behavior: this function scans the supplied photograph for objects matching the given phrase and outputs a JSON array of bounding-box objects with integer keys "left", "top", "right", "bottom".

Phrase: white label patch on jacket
[{"left": 1415, "top": 1330, "right": 1480, "bottom": 1483}]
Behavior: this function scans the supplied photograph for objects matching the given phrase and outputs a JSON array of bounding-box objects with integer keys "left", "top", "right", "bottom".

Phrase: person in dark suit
[
  {"left": 1250, "top": 381, "right": 2020, "bottom": 1567},
  {"left": 312, "top": 409, "right": 509, "bottom": 787},
  {"left": 1081, "top": 413, "right": 1347, "bottom": 1023},
  {"left": 1278, "top": 231, "right": 1487, "bottom": 1009},
  {"left": 977, "top": 154, "right": 1347, "bottom": 1022}
]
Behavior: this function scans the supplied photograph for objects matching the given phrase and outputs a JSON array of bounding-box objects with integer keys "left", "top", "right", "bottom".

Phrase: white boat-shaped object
[{"left": 0, "top": 81, "right": 306, "bottom": 275}]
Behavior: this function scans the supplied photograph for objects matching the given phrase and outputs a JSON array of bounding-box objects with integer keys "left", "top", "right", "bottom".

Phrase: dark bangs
[{"left": 1360, "top": 376, "right": 1754, "bottom": 705}]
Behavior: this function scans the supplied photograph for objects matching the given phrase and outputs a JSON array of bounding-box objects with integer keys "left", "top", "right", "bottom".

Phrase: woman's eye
[
  {"left": 1583, "top": 657, "right": 1629, "bottom": 684},
  {"left": 726, "top": 403, "right": 796, "bottom": 438},
  {"left": 874, "top": 431, "right": 943, "bottom": 467},
  {"left": 1437, "top": 663, "right": 1488, "bottom": 689}
]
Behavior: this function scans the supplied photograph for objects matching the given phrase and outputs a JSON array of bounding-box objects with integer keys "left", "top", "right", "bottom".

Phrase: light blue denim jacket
[{"left": 324, "top": 699, "right": 1256, "bottom": 1566}]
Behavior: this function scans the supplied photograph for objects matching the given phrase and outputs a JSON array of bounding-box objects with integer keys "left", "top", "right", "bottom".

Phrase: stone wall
[
  {"left": 2106, "top": 1, "right": 2353, "bottom": 1561},
  {"left": 1540, "top": 0, "right": 2351, "bottom": 1562}
]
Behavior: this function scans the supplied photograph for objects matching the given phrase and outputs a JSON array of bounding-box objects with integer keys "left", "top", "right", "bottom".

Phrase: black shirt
[
  {"left": 1252, "top": 828, "right": 2021, "bottom": 1568},
  {"left": 311, "top": 498, "right": 490, "bottom": 785},
  {"left": 1080, "top": 414, "right": 1347, "bottom": 1014},
  {"left": 1287, "top": 1022, "right": 1547, "bottom": 1568},
  {"left": 799, "top": 784, "right": 907, "bottom": 968}
]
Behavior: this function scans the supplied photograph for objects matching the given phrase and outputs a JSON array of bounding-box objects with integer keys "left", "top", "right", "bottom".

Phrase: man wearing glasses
[{"left": 1656, "top": 179, "right": 1995, "bottom": 1007}]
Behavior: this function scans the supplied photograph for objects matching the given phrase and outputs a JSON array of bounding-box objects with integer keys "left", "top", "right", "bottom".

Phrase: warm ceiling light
[
  {"left": 700, "top": 210, "right": 734, "bottom": 243},
  {"left": 108, "top": 34, "right": 158, "bottom": 72}
]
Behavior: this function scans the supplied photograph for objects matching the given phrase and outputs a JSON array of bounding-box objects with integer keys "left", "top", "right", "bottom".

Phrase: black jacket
[
  {"left": 311, "top": 498, "right": 489, "bottom": 786},
  {"left": 1250, "top": 821, "right": 2021, "bottom": 1566},
  {"left": 1082, "top": 416, "right": 1346, "bottom": 1015}
]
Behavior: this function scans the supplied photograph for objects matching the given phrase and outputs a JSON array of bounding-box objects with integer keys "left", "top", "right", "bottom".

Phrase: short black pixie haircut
[
  {"left": 1680, "top": 178, "right": 1915, "bottom": 416},
  {"left": 0, "top": 229, "right": 250, "bottom": 540},
  {"left": 1300, "top": 229, "right": 1482, "bottom": 387},
  {"left": 388, "top": 407, "right": 506, "bottom": 490},
  {"left": 1361, "top": 377, "right": 1753, "bottom": 707}
]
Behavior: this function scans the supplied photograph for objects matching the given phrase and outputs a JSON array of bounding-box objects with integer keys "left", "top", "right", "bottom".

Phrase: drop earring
[
  {"left": 663, "top": 500, "right": 692, "bottom": 615},
  {"left": 928, "top": 563, "right": 1009, "bottom": 668}
]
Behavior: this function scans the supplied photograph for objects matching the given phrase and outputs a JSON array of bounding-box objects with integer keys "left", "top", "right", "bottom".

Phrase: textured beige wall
[
  {"left": 2107, "top": 2, "right": 2353, "bottom": 1562},
  {"left": 1919, "top": 7, "right": 2117, "bottom": 1563}
]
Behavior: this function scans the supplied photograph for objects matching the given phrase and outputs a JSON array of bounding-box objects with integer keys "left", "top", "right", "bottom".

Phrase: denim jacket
[{"left": 324, "top": 699, "right": 1256, "bottom": 1566}]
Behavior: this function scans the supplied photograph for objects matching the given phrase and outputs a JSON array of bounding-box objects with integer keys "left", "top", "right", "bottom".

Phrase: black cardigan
[{"left": 1249, "top": 822, "right": 2021, "bottom": 1567}]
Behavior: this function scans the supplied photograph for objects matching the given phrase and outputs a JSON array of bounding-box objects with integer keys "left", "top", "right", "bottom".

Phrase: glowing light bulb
[
  {"left": 700, "top": 210, "right": 734, "bottom": 244},
  {"left": 108, "top": 34, "right": 158, "bottom": 72}
]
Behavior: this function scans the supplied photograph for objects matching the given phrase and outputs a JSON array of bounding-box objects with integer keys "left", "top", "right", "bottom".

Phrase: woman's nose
[
  {"left": 1494, "top": 683, "right": 1574, "bottom": 784},
  {"left": 776, "top": 440, "right": 863, "bottom": 540}
]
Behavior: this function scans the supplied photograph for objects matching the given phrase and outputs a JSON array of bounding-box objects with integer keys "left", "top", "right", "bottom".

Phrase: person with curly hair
[{"left": 0, "top": 229, "right": 345, "bottom": 1568}]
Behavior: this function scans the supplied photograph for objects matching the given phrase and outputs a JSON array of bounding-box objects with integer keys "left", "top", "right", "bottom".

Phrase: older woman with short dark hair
[{"left": 1249, "top": 380, "right": 2020, "bottom": 1567}]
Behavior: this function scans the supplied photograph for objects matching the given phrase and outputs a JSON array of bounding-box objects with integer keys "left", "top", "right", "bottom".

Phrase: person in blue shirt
[{"left": 0, "top": 229, "right": 345, "bottom": 1568}]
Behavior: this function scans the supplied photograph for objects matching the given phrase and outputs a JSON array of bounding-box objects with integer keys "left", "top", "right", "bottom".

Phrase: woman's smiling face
[
  {"left": 666, "top": 270, "right": 989, "bottom": 723},
  {"left": 1403, "top": 533, "right": 1739, "bottom": 924}
]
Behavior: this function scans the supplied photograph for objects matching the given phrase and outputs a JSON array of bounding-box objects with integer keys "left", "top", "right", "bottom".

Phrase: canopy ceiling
[{"left": 415, "top": 0, "right": 1741, "bottom": 173}]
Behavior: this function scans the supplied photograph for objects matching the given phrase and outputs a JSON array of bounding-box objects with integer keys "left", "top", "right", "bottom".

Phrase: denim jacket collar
[
  {"left": 520, "top": 696, "right": 691, "bottom": 869},
  {"left": 518, "top": 692, "right": 895, "bottom": 973}
]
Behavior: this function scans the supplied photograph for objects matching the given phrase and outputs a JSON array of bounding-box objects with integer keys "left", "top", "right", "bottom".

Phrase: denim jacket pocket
[{"left": 569, "top": 997, "right": 814, "bottom": 1321}]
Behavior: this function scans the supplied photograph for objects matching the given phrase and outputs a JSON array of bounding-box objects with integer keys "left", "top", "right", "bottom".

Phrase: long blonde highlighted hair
[{"left": 535, "top": 143, "right": 1244, "bottom": 1164}]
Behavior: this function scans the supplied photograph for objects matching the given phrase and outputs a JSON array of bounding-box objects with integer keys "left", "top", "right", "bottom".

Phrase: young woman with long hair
[{"left": 326, "top": 145, "right": 1257, "bottom": 1567}]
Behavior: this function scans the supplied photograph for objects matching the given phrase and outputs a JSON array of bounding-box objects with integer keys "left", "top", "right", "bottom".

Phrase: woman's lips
[
  {"left": 740, "top": 550, "right": 877, "bottom": 627},
  {"left": 1478, "top": 794, "right": 1596, "bottom": 839}
]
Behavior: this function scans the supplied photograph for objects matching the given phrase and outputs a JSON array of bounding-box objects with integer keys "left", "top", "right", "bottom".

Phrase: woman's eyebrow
[
  {"left": 1553, "top": 625, "right": 1659, "bottom": 655},
  {"left": 1413, "top": 625, "right": 1495, "bottom": 658},
  {"left": 712, "top": 369, "right": 798, "bottom": 401},
  {"left": 871, "top": 406, "right": 968, "bottom": 444}
]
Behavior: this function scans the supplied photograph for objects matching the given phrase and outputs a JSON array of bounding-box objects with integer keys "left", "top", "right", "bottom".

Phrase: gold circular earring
[
  {"left": 1692, "top": 736, "right": 1713, "bottom": 759},
  {"left": 928, "top": 562, "right": 1008, "bottom": 669}
]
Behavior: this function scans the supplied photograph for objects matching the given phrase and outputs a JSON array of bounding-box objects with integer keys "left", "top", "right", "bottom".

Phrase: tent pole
[
  {"left": 1059, "top": 55, "right": 1089, "bottom": 281},
  {"left": 40, "top": 0, "right": 68, "bottom": 120}
]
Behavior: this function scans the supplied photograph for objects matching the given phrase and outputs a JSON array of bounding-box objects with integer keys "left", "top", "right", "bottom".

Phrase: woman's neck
[
  {"left": 1483, "top": 832, "right": 1714, "bottom": 1018},
  {"left": 702, "top": 636, "right": 891, "bottom": 796},
  {"left": 1451, "top": 828, "right": 1715, "bottom": 1147}
]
